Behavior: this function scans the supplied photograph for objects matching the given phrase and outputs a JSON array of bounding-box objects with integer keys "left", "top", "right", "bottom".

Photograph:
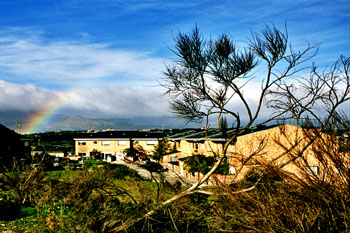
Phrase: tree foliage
[
  {"left": 123, "top": 143, "right": 148, "bottom": 162},
  {"left": 183, "top": 154, "right": 229, "bottom": 175},
  {"left": 151, "top": 139, "right": 171, "bottom": 162}
]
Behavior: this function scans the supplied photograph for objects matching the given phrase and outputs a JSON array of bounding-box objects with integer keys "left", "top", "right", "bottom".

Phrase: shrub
[
  {"left": 109, "top": 164, "right": 141, "bottom": 180},
  {"left": 20, "top": 206, "right": 37, "bottom": 218}
]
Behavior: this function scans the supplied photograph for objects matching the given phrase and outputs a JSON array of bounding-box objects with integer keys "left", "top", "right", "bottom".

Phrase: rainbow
[{"left": 21, "top": 94, "right": 71, "bottom": 133}]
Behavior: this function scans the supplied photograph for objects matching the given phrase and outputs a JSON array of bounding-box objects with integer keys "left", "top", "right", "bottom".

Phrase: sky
[{"left": 0, "top": 0, "right": 349, "bottom": 130}]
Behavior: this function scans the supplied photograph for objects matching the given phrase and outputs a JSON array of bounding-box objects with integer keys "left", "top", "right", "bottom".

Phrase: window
[
  {"left": 94, "top": 141, "right": 97, "bottom": 144},
  {"left": 171, "top": 156, "right": 178, "bottom": 162},
  {"left": 306, "top": 166, "right": 319, "bottom": 175},
  {"left": 78, "top": 141, "right": 86, "bottom": 145},
  {"left": 193, "top": 143, "right": 199, "bottom": 152},
  {"left": 147, "top": 141, "right": 156, "bottom": 145},
  {"left": 118, "top": 141, "right": 127, "bottom": 146},
  {"left": 230, "top": 166, "right": 236, "bottom": 175},
  {"left": 24, "top": 141, "right": 29, "bottom": 147},
  {"left": 78, "top": 152, "right": 86, "bottom": 156},
  {"left": 102, "top": 141, "right": 110, "bottom": 146}
]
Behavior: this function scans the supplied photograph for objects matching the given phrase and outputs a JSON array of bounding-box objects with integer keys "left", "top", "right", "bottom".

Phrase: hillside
[{"left": 0, "top": 113, "right": 201, "bottom": 133}]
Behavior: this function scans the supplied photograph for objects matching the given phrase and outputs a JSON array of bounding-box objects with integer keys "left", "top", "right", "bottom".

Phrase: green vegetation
[
  {"left": 151, "top": 139, "right": 172, "bottom": 162},
  {"left": 123, "top": 143, "right": 148, "bottom": 162},
  {"left": 1, "top": 161, "right": 349, "bottom": 232},
  {"left": 182, "top": 154, "right": 230, "bottom": 175},
  {"left": 0, "top": 165, "right": 183, "bottom": 232}
]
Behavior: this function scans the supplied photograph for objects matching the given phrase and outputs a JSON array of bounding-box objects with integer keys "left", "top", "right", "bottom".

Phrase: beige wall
[
  {"left": 169, "top": 139, "right": 234, "bottom": 159},
  {"left": 75, "top": 139, "right": 159, "bottom": 157},
  {"left": 232, "top": 124, "right": 330, "bottom": 180},
  {"left": 135, "top": 140, "right": 159, "bottom": 153},
  {"left": 162, "top": 139, "right": 235, "bottom": 179},
  {"left": 163, "top": 125, "right": 335, "bottom": 183}
]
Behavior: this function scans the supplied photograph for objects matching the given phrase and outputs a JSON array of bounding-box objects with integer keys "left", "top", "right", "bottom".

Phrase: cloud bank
[
  {"left": 0, "top": 80, "right": 170, "bottom": 118},
  {"left": 0, "top": 80, "right": 62, "bottom": 112},
  {"left": 65, "top": 85, "right": 170, "bottom": 118}
]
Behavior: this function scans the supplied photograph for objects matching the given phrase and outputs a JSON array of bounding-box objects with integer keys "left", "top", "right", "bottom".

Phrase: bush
[
  {"left": 109, "top": 164, "right": 141, "bottom": 180},
  {"left": 141, "top": 161, "right": 168, "bottom": 172},
  {"left": 210, "top": 164, "right": 350, "bottom": 233},
  {"left": 20, "top": 206, "right": 37, "bottom": 218}
]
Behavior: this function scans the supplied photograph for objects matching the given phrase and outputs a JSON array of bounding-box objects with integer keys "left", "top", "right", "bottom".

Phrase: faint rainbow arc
[{"left": 22, "top": 93, "right": 72, "bottom": 133}]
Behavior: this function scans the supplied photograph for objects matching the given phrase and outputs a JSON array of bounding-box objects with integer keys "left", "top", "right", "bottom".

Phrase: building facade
[
  {"left": 162, "top": 124, "right": 337, "bottom": 183},
  {"left": 32, "top": 145, "right": 73, "bottom": 158},
  {"left": 74, "top": 130, "right": 163, "bottom": 161}
]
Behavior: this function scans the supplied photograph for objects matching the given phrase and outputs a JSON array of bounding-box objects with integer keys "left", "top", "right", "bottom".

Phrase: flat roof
[{"left": 74, "top": 130, "right": 164, "bottom": 140}]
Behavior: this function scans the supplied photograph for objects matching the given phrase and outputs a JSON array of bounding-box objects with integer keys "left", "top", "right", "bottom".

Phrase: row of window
[
  {"left": 191, "top": 142, "right": 235, "bottom": 152},
  {"left": 78, "top": 152, "right": 120, "bottom": 157},
  {"left": 78, "top": 140, "right": 157, "bottom": 146}
]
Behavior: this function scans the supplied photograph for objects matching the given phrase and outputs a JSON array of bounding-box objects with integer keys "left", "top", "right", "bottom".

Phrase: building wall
[
  {"left": 162, "top": 139, "right": 235, "bottom": 179},
  {"left": 135, "top": 140, "right": 159, "bottom": 153},
  {"left": 47, "top": 152, "right": 65, "bottom": 158},
  {"left": 163, "top": 125, "right": 333, "bottom": 183},
  {"left": 169, "top": 140, "right": 234, "bottom": 159},
  {"left": 75, "top": 139, "right": 159, "bottom": 157},
  {"left": 75, "top": 139, "right": 129, "bottom": 156},
  {"left": 232, "top": 124, "right": 326, "bottom": 180}
]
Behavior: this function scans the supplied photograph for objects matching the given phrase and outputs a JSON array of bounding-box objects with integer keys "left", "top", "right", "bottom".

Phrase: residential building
[
  {"left": 163, "top": 127, "right": 236, "bottom": 183},
  {"left": 74, "top": 130, "right": 164, "bottom": 161},
  {"left": 162, "top": 124, "right": 340, "bottom": 183},
  {"left": 32, "top": 145, "right": 73, "bottom": 158}
]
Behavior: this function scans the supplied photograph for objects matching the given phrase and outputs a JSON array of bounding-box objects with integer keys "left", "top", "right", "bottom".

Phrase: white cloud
[
  {"left": 0, "top": 78, "right": 268, "bottom": 121},
  {"left": 0, "top": 28, "right": 164, "bottom": 85},
  {"left": 0, "top": 80, "right": 170, "bottom": 117},
  {"left": 65, "top": 85, "right": 170, "bottom": 117},
  {"left": 0, "top": 80, "right": 63, "bottom": 111}
]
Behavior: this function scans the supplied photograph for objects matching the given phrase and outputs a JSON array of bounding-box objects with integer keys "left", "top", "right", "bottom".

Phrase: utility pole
[{"left": 16, "top": 120, "right": 20, "bottom": 134}]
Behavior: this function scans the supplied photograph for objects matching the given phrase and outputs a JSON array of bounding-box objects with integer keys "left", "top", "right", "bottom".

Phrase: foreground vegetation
[
  {"left": 0, "top": 165, "right": 181, "bottom": 232},
  {"left": 0, "top": 160, "right": 349, "bottom": 232}
]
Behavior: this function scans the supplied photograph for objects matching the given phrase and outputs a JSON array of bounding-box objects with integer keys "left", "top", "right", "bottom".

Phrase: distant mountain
[
  {"left": 0, "top": 112, "right": 201, "bottom": 132},
  {"left": 97, "top": 116, "right": 200, "bottom": 129},
  {"left": 42, "top": 115, "right": 127, "bottom": 131},
  {"left": 42, "top": 115, "right": 200, "bottom": 131}
]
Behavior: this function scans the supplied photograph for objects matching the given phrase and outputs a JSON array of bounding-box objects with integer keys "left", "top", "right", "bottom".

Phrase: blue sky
[{"left": 0, "top": 0, "right": 349, "bottom": 122}]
